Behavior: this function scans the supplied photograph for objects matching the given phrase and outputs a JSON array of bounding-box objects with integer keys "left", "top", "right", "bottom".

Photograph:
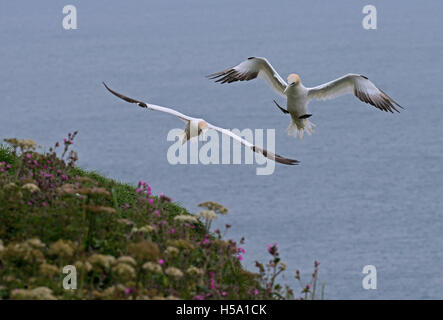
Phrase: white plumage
[
  {"left": 103, "top": 82, "right": 298, "bottom": 165},
  {"left": 208, "top": 57, "right": 402, "bottom": 140}
]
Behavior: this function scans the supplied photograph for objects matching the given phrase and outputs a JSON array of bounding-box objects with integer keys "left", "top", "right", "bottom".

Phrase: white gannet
[
  {"left": 208, "top": 57, "right": 403, "bottom": 140},
  {"left": 103, "top": 83, "right": 299, "bottom": 165}
]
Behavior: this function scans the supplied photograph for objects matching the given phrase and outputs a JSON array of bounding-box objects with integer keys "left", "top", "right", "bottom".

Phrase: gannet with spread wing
[
  {"left": 208, "top": 57, "right": 403, "bottom": 140},
  {"left": 103, "top": 83, "right": 299, "bottom": 165}
]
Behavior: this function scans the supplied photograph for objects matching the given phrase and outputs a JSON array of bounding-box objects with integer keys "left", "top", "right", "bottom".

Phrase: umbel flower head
[
  {"left": 88, "top": 254, "right": 116, "bottom": 270},
  {"left": 186, "top": 266, "right": 204, "bottom": 276},
  {"left": 142, "top": 262, "right": 163, "bottom": 274},
  {"left": 199, "top": 210, "right": 217, "bottom": 221},
  {"left": 112, "top": 263, "right": 136, "bottom": 280},
  {"left": 174, "top": 215, "right": 198, "bottom": 223},
  {"left": 198, "top": 201, "right": 228, "bottom": 215},
  {"left": 165, "top": 267, "right": 184, "bottom": 279},
  {"left": 22, "top": 183, "right": 40, "bottom": 193},
  {"left": 117, "top": 256, "right": 137, "bottom": 267},
  {"left": 132, "top": 225, "right": 155, "bottom": 234},
  {"left": 4, "top": 138, "right": 37, "bottom": 151},
  {"left": 48, "top": 239, "right": 74, "bottom": 260},
  {"left": 165, "top": 246, "right": 179, "bottom": 257},
  {"left": 127, "top": 241, "right": 160, "bottom": 262},
  {"left": 11, "top": 287, "right": 56, "bottom": 300}
]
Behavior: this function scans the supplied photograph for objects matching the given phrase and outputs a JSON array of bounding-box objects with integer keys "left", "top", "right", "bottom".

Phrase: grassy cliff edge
[{"left": 0, "top": 134, "right": 321, "bottom": 300}]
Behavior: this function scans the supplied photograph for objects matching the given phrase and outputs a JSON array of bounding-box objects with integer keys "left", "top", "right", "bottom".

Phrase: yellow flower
[
  {"left": 57, "top": 184, "right": 76, "bottom": 195},
  {"left": 174, "top": 215, "right": 198, "bottom": 223},
  {"left": 112, "top": 263, "right": 136, "bottom": 280},
  {"left": 11, "top": 287, "right": 56, "bottom": 300},
  {"left": 48, "top": 240, "right": 74, "bottom": 259},
  {"left": 117, "top": 256, "right": 137, "bottom": 267},
  {"left": 165, "top": 246, "right": 179, "bottom": 257},
  {"left": 4, "top": 183, "right": 17, "bottom": 190},
  {"left": 142, "top": 262, "right": 162, "bottom": 274},
  {"left": 199, "top": 210, "right": 217, "bottom": 221},
  {"left": 4, "top": 138, "right": 36, "bottom": 151},
  {"left": 26, "top": 238, "right": 46, "bottom": 249},
  {"left": 88, "top": 254, "right": 116, "bottom": 270},
  {"left": 117, "top": 218, "right": 134, "bottom": 226},
  {"left": 74, "top": 260, "right": 92, "bottom": 272},
  {"left": 127, "top": 241, "right": 159, "bottom": 262},
  {"left": 186, "top": 266, "right": 204, "bottom": 276},
  {"left": 3, "top": 241, "right": 45, "bottom": 264},
  {"left": 40, "top": 263, "right": 59, "bottom": 278},
  {"left": 164, "top": 267, "right": 183, "bottom": 279},
  {"left": 22, "top": 183, "right": 40, "bottom": 193},
  {"left": 132, "top": 225, "right": 155, "bottom": 234},
  {"left": 167, "top": 239, "right": 194, "bottom": 250},
  {"left": 198, "top": 201, "right": 228, "bottom": 214}
]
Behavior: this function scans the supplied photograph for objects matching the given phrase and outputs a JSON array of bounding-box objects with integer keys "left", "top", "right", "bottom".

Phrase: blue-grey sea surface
[{"left": 1, "top": 0, "right": 442, "bottom": 299}]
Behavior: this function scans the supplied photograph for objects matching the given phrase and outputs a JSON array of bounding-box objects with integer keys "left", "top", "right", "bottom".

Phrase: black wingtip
[
  {"left": 252, "top": 146, "right": 299, "bottom": 165},
  {"left": 299, "top": 114, "right": 312, "bottom": 119},
  {"left": 103, "top": 82, "right": 148, "bottom": 108},
  {"left": 273, "top": 100, "right": 289, "bottom": 114}
]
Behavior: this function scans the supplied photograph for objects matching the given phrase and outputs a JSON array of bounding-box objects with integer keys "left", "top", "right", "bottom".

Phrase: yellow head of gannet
[{"left": 287, "top": 73, "right": 300, "bottom": 85}]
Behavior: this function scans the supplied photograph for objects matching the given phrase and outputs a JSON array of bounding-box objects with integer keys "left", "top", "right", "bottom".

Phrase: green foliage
[{"left": 0, "top": 135, "right": 322, "bottom": 300}]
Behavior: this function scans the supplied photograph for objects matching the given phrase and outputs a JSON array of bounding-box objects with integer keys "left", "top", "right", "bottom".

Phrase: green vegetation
[{"left": 0, "top": 133, "right": 322, "bottom": 300}]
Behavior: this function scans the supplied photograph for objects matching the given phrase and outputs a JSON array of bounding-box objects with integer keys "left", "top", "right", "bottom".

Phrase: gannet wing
[
  {"left": 307, "top": 74, "right": 403, "bottom": 113},
  {"left": 104, "top": 83, "right": 298, "bottom": 165},
  {"left": 207, "top": 123, "right": 299, "bottom": 165},
  {"left": 207, "top": 57, "right": 288, "bottom": 96},
  {"left": 103, "top": 82, "right": 194, "bottom": 122}
]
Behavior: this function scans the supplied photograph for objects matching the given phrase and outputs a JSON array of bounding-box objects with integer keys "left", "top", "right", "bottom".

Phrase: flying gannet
[
  {"left": 103, "top": 83, "right": 299, "bottom": 165},
  {"left": 208, "top": 57, "right": 403, "bottom": 140}
]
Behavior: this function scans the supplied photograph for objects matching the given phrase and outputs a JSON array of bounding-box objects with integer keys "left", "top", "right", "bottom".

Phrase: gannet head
[
  {"left": 188, "top": 119, "right": 209, "bottom": 139},
  {"left": 287, "top": 74, "right": 300, "bottom": 86},
  {"left": 198, "top": 120, "right": 209, "bottom": 131}
]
